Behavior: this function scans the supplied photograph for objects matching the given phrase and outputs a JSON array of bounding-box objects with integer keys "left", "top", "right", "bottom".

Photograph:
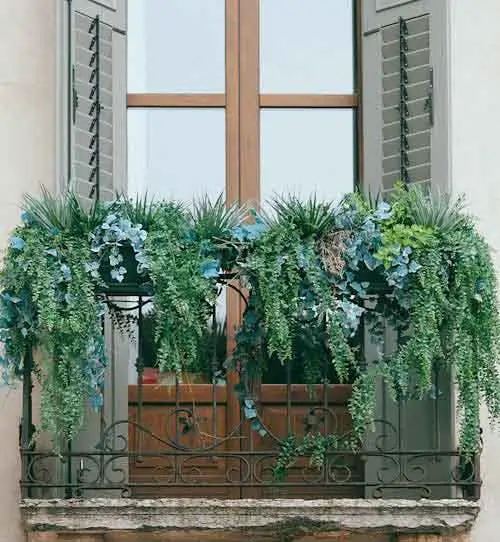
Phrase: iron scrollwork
[{"left": 19, "top": 281, "right": 481, "bottom": 500}]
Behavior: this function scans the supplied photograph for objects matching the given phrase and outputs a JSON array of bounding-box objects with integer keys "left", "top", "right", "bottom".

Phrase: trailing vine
[
  {"left": 273, "top": 432, "right": 346, "bottom": 481},
  {"left": 0, "top": 186, "right": 499, "bottom": 465},
  {"left": 1, "top": 212, "right": 104, "bottom": 443}
]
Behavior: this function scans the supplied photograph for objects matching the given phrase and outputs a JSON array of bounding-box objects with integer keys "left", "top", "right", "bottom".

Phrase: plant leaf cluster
[{"left": 0, "top": 186, "right": 499, "bottom": 460}]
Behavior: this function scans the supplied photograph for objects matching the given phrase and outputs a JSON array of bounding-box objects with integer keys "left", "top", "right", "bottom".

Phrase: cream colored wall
[
  {"left": 0, "top": 0, "right": 500, "bottom": 541},
  {"left": 449, "top": 1, "right": 500, "bottom": 540},
  {"left": 0, "top": 1, "right": 56, "bottom": 541}
]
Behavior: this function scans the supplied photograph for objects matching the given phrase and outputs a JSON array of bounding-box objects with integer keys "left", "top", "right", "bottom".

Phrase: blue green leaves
[
  {"left": 200, "top": 258, "right": 220, "bottom": 279},
  {"left": 90, "top": 213, "right": 149, "bottom": 282},
  {"left": 243, "top": 398, "right": 257, "bottom": 419},
  {"left": 84, "top": 261, "right": 100, "bottom": 278},
  {"left": 231, "top": 219, "right": 268, "bottom": 242},
  {"left": 243, "top": 398, "right": 267, "bottom": 437},
  {"left": 9, "top": 236, "right": 25, "bottom": 250},
  {"left": 1, "top": 189, "right": 497, "bottom": 457}
]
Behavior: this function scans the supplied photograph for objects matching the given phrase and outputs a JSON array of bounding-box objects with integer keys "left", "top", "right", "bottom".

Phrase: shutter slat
[
  {"left": 382, "top": 80, "right": 429, "bottom": 108},
  {"left": 383, "top": 163, "right": 431, "bottom": 189},
  {"left": 383, "top": 102, "right": 427, "bottom": 123},
  {"left": 383, "top": 132, "right": 431, "bottom": 162},
  {"left": 72, "top": 9, "right": 114, "bottom": 202},
  {"left": 380, "top": 12, "right": 432, "bottom": 189},
  {"left": 383, "top": 49, "right": 430, "bottom": 75},
  {"left": 382, "top": 32, "right": 429, "bottom": 60},
  {"left": 381, "top": 14, "right": 430, "bottom": 41},
  {"left": 383, "top": 115, "right": 431, "bottom": 141},
  {"left": 383, "top": 147, "right": 431, "bottom": 174},
  {"left": 383, "top": 65, "right": 429, "bottom": 91}
]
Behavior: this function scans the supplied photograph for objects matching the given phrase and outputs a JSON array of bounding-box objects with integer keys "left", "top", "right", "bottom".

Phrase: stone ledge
[{"left": 21, "top": 498, "right": 480, "bottom": 535}]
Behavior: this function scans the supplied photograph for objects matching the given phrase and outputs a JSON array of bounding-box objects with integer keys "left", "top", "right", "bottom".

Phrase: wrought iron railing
[{"left": 19, "top": 280, "right": 481, "bottom": 501}]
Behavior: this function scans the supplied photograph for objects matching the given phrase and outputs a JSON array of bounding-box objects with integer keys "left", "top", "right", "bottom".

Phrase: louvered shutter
[
  {"left": 61, "top": 1, "right": 127, "bottom": 496},
  {"left": 69, "top": 0, "right": 126, "bottom": 204},
  {"left": 361, "top": 1, "right": 455, "bottom": 499},
  {"left": 361, "top": 0, "right": 449, "bottom": 195}
]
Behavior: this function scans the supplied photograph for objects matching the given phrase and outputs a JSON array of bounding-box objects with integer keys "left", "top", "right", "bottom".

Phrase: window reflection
[
  {"left": 260, "top": 108, "right": 354, "bottom": 206},
  {"left": 260, "top": 0, "right": 354, "bottom": 93}
]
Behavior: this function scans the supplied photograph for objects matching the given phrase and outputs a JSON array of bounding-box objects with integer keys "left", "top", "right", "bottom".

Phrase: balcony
[
  {"left": 3, "top": 188, "right": 495, "bottom": 539},
  {"left": 18, "top": 284, "right": 480, "bottom": 501}
]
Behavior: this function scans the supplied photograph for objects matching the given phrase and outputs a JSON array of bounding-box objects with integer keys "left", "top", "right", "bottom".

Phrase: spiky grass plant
[
  {"left": 266, "top": 193, "right": 337, "bottom": 239},
  {"left": 391, "top": 183, "right": 471, "bottom": 235},
  {"left": 190, "top": 193, "right": 247, "bottom": 241},
  {"left": 22, "top": 186, "right": 107, "bottom": 236}
]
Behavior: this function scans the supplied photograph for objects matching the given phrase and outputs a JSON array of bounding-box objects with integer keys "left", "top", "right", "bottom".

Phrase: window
[
  {"left": 126, "top": 0, "right": 360, "bottom": 208},
  {"left": 41, "top": 0, "right": 458, "bottom": 503},
  {"left": 123, "top": 0, "right": 361, "bottom": 499}
]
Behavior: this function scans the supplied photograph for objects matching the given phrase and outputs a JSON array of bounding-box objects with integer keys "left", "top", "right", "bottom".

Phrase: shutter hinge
[
  {"left": 424, "top": 67, "right": 434, "bottom": 126},
  {"left": 72, "top": 65, "right": 78, "bottom": 124}
]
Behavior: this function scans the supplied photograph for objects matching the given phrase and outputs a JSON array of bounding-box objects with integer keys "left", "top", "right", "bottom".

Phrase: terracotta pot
[{"left": 139, "top": 367, "right": 159, "bottom": 385}]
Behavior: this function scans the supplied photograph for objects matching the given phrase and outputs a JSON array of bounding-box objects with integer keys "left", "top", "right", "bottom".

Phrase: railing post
[
  {"left": 65, "top": 439, "right": 73, "bottom": 499},
  {"left": 21, "top": 345, "right": 34, "bottom": 498}
]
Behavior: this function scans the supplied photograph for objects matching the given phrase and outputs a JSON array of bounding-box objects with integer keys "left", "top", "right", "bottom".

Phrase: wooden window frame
[
  {"left": 126, "top": 0, "right": 361, "bottom": 493},
  {"left": 126, "top": 0, "right": 362, "bottom": 202}
]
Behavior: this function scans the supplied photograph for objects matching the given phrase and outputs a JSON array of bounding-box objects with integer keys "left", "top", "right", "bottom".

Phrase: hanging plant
[
  {"left": 0, "top": 185, "right": 499, "bottom": 462},
  {"left": 144, "top": 195, "right": 243, "bottom": 377},
  {"left": 0, "top": 190, "right": 106, "bottom": 443}
]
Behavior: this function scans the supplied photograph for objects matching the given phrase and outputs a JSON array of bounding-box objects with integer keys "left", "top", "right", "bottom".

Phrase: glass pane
[
  {"left": 128, "top": 0, "right": 225, "bottom": 93},
  {"left": 127, "top": 108, "right": 227, "bottom": 386},
  {"left": 127, "top": 294, "right": 228, "bottom": 386},
  {"left": 260, "top": 109, "right": 354, "bottom": 204},
  {"left": 260, "top": 0, "right": 354, "bottom": 93},
  {"left": 128, "top": 108, "right": 225, "bottom": 201}
]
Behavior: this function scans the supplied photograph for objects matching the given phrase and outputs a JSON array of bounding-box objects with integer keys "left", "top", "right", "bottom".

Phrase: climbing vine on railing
[{"left": 0, "top": 185, "right": 499, "bottom": 457}]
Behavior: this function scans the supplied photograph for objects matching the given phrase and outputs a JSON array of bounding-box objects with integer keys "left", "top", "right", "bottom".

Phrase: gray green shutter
[
  {"left": 361, "top": 0, "right": 455, "bottom": 499},
  {"left": 61, "top": 0, "right": 128, "bottom": 497},
  {"left": 69, "top": 0, "right": 126, "bottom": 204},
  {"left": 361, "top": 0, "right": 449, "bottom": 196}
]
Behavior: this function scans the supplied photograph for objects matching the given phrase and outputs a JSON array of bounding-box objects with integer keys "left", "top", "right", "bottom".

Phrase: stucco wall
[
  {"left": 1, "top": 0, "right": 500, "bottom": 541},
  {"left": 0, "top": 1, "right": 56, "bottom": 541},
  {"left": 448, "top": 1, "right": 500, "bottom": 541}
]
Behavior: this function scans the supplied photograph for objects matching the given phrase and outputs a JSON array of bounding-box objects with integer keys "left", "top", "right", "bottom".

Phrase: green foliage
[
  {"left": 265, "top": 194, "right": 337, "bottom": 238},
  {"left": 442, "top": 227, "right": 500, "bottom": 452},
  {"left": 118, "top": 192, "right": 163, "bottom": 230},
  {"left": 22, "top": 186, "right": 107, "bottom": 236},
  {"left": 374, "top": 223, "right": 435, "bottom": 269},
  {"left": 144, "top": 203, "right": 218, "bottom": 375},
  {"left": 242, "top": 223, "right": 306, "bottom": 363},
  {"left": 1, "top": 221, "right": 104, "bottom": 445},
  {"left": 140, "top": 307, "right": 227, "bottom": 381},
  {"left": 191, "top": 193, "right": 246, "bottom": 242},
  {"left": 273, "top": 433, "right": 345, "bottom": 481},
  {"left": 391, "top": 182, "right": 470, "bottom": 235},
  {"left": 349, "top": 368, "right": 377, "bottom": 442},
  {"left": 1, "top": 186, "right": 500, "bottom": 464}
]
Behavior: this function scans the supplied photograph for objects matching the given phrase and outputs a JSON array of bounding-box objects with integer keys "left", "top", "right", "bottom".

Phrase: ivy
[
  {"left": 0, "top": 187, "right": 499, "bottom": 462},
  {"left": 1, "top": 222, "right": 104, "bottom": 444},
  {"left": 273, "top": 433, "right": 346, "bottom": 481},
  {"left": 89, "top": 211, "right": 149, "bottom": 283}
]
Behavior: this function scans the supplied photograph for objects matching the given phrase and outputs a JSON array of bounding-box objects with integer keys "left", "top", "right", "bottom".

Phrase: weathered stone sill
[{"left": 21, "top": 498, "right": 479, "bottom": 536}]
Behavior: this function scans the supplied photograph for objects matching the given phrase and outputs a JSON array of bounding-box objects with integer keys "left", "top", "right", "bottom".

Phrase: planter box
[{"left": 99, "top": 245, "right": 149, "bottom": 291}]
